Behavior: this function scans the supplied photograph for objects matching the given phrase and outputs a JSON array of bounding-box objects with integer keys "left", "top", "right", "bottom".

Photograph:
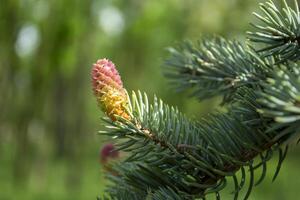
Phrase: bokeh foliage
[{"left": 0, "top": 0, "right": 299, "bottom": 199}]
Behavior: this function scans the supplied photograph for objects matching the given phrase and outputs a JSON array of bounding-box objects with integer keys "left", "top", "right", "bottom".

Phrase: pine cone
[{"left": 91, "top": 59, "right": 130, "bottom": 121}]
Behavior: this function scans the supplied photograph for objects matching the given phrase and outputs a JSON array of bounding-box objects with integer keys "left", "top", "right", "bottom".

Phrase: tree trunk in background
[
  {"left": 54, "top": 75, "right": 67, "bottom": 158},
  {"left": 0, "top": 1, "right": 32, "bottom": 185}
]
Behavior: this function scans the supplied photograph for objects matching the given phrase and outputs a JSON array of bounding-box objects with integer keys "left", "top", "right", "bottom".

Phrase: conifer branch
[
  {"left": 99, "top": 90, "right": 297, "bottom": 200},
  {"left": 247, "top": 0, "right": 300, "bottom": 62},
  {"left": 258, "top": 62, "right": 300, "bottom": 142},
  {"left": 92, "top": 0, "right": 300, "bottom": 199},
  {"left": 164, "top": 38, "right": 268, "bottom": 103}
]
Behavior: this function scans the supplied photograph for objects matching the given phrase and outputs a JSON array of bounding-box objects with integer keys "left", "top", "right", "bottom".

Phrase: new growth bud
[{"left": 91, "top": 59, "right": 130, "bottom": 121}]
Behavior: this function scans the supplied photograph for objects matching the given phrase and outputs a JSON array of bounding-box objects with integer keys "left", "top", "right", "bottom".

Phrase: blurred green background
[{"left": 1, "top": 0, "right": 299, "bottom": 199}]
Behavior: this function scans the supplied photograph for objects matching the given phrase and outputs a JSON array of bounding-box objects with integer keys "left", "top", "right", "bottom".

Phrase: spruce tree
[{"left": 91, "top": 0, "right": 300, "bottom": 199}]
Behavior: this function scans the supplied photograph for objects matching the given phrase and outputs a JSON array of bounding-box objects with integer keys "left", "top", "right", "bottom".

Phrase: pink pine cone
[
  {"left": 91, "top": 58, "right": 124, "bottom": 96},
  {"left": 91, "top": 58, "right": 130, "bottom": 121}
]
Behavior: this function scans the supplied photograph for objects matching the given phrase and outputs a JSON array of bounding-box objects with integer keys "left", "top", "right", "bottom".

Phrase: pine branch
[
  {"left": 102, "top": 163, "right": 148, "bottom": 200},
  {"left": 92, "top": 1, "right": 300, "bottom": 199},
  {"left": 102, "top": 163, "right": 186, "bottom": 200},
  {"left": 148, "top": 187, "right": 183, "bottom": 200},
  {"left": 100, "top": 90, "right": 296, "bottom": 200},
  {"left": 233, "top": 63, "right": 300, "bottom": 142},
  {"left": 247, "top": 0, "right": 300, "bottom": 62},
  {"left": 257, "top": 62, "right": 300, "bottom": 143},
  {"left": 164, "top": 37, "right": 268, "bottom": 103}
]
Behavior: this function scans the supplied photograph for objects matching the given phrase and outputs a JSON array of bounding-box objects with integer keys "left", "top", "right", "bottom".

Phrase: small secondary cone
[
  {"left": 100, "top": 143, "right": 119, "bottom": 164},
  {"left": 99, "top": 143, "right": 120, "bottom": 176}
]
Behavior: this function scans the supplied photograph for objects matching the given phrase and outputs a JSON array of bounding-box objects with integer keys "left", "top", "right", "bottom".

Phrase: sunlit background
[{"left": 1, "top": 0, "right": 300, "bottom": 199}]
